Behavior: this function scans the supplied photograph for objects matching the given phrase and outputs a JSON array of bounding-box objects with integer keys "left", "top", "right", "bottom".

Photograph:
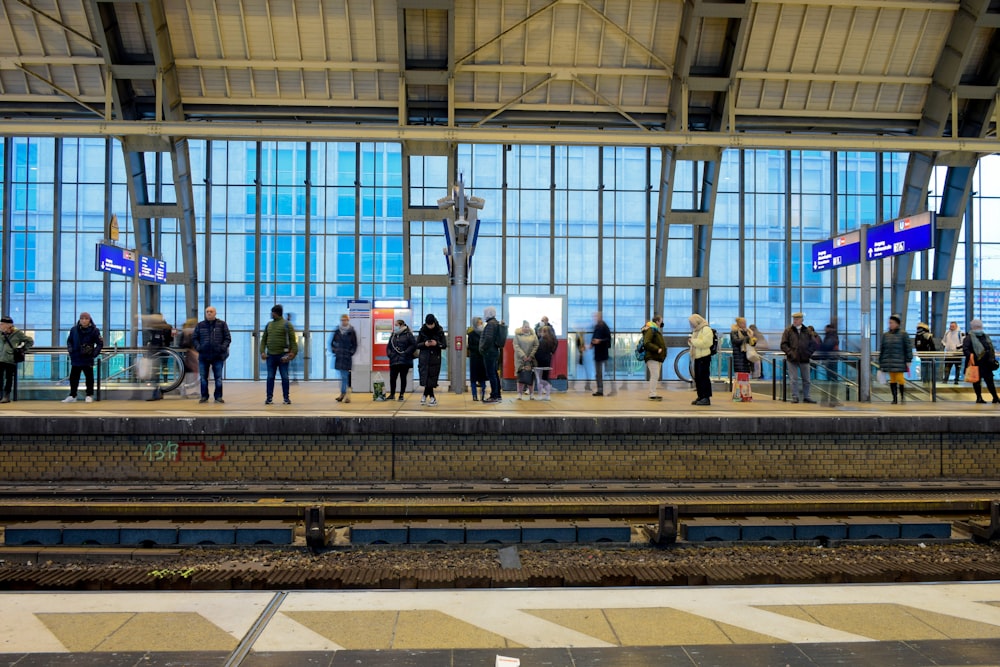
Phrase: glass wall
[{"left": 1, "top": 137, "right": 999, "bottom": 381}]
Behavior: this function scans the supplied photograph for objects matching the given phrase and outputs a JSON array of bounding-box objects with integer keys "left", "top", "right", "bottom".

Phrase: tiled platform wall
[{"left": 0, "top": 415, "right": 997, "bottom": 482}]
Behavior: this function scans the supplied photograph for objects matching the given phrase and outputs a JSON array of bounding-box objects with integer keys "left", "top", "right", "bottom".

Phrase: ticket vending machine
[{"left": 371, "top": 301, "right": 412, "bottom": 375}]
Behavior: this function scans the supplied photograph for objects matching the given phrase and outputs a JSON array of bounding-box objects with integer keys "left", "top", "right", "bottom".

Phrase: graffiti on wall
[{"left": 143, "top": 441, "right": 227, "bottom": 462}]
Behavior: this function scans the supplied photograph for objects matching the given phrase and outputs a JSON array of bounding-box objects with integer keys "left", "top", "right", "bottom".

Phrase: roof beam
[{"left": 1, "top": 118, "right": 997, "bottom": 153}]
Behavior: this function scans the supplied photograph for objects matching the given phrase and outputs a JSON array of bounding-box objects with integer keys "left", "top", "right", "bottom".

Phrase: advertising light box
[
  {"left": 866, "top": 211, "right": 934, "bottom": 261},
  {"left": 95, "top": 242, "right": 135, "bottom": 277},
  {"left": 812, "top": 230, "right": 861, "bottom": 272}
]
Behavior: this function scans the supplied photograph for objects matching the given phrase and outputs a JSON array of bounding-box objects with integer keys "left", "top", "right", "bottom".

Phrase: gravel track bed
[{"left": 3, "top": 542, "right": 1000, "bottom": 590}]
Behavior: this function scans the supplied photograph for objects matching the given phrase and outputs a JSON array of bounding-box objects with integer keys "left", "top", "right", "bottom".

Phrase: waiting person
[
  {"left": 750, "top": 324, "right": 768, "bottom": 379},
  {"left": 914, "top": 322, "right": 937, "bottom": 384},
  {"left": 416, "top": 313, "right": 446, "bottom": 406},
  {"left": 642, "top": 314, "right": 666, "bottom": 401},
  {"left": 963, "top": 318, "right": 999, "bottom": 404},
  {"left": 0, "top": 315, "right": 33, "bottom": 404},
  {"left": 467, "top": 317, "right": 487, "bottom": 401},
  {"left": 142, "top": 313, "right": 173, "bottom": 388},
  {"left": 879, "top": 314, "right": 912, "bottom": 404},
  {"left": 942, "top": 321, "right": 963, "bottom": 384},
  {"left": 261, "top": 304, "right": 297, "bottom": 405},
  {"left": 62, "top": 312, "right": 103, "bottom": 403},
  {"left": 817, "top": 322, "right": 840, "bottom": 380},
  {"left": 386, "top": 319, "right": 416, "bottom": 401},
  {"left": 480, "top": 307, "right": 504, "bottom": 403},
  {"left": 534, "top": 324, "right": 558, "bottom": 400},
  {"left": 534, "top": 315, "right": 557, "bottom": 338},
  {"left": 192, "top": 306, "right": 231, "bottom": 404},
  {"left": 730, "top": 317, "right": 754, "bottom": 378},
  {"left": 589, "top": 311, "right": 611, "bottom": 396},
  {"left": 780, "top": 312, "right": 818, "bottom": 404},
  {"left": 331, "top": 314, "right": 358, "bottom": 403},
  {"left": 688, "top": 314, "right": 714, "bottom": 406},
  {"left": 513, "top": 320, "right": 539, "bottom": 400}
]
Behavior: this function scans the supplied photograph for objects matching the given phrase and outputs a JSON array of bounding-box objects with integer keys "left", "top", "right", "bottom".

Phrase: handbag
[
  {"left": 745, "top": 343, "right": 761, "bottom": 364},
  {"left": 3, "top": 333, "right": 26, "bottom": 364},
  {"left": 517, "top": 369, "right": 534, "bottom": 386},
  {"left": 965, "top": 354, "right": 980, "bottom": 383}
]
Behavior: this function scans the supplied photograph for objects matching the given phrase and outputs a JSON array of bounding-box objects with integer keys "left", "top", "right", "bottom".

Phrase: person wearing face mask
[
  {"left": 63, "top": 312, "right": 103, "bottom": 403},
  {"left": 331, "top": 314, "right": 358, "bottom": 403},
  {"left": 386, "top": 319, "right": 416, "bottom": 401},
  {"left": 416, "top": 314, "right": 446, "bottom": 406}
]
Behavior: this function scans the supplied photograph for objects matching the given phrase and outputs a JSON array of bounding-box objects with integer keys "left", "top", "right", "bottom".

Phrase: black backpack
[
  {"left": 494, "top": 320, "right": 509, "bottom": 348},
  {"left": 709, "top": 328, "right": 719, "bottom": 356}
]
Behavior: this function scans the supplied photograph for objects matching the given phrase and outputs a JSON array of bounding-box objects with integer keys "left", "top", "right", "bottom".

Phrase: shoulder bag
[{"left": 965, "top": 354, "right": 980, "bottom": 383}]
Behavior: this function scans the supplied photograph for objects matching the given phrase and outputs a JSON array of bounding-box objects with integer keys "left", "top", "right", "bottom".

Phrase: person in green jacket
[
  {"left": 641, "top": 314, "right": 666, "bottom": 401},
  {"left": 1, "top": 315, "right": 34, "bottom": 403},
  {"left": 260, "top": 304, "right": 298, "bottom": 405}
]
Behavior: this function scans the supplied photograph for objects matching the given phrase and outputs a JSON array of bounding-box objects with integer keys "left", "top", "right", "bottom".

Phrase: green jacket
[
  {"left": 641, "top": 322, "right": 666, "bottom": 362},
  {"left": 261, "top": 318, "right": 298, "bottom": 356},
  {"left": 0, "top": 328, "right": 34, "bottom": 365}
]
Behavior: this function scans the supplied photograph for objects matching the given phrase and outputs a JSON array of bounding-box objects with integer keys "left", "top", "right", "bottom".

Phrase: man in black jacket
[
  {"left": 780, "top": 312, "right": 818, "bottom": 404},
  {"left": 192, "top": 306, "right": 232, "bottom": 404}
]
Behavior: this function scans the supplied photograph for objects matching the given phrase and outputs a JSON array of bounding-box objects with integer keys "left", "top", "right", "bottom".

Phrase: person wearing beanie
[
  {"left": 879, "top": 314, "right": 912, "bottom": 404},
  {"left": 780, "top": 312, "right": 818, "bottom": 404},
  {"left": 479, "top": 306, "right": 504, "bottom": 403},
  {"left": 913, "top": 321, "right": 938, "bottom": 384},
  {"left": 962, "top": 318, "right": 999, "bottom": 404},
  {"left": 63, "top": 312, "right": 104, "bottom": 403},
  {"left": 416, "top": 313, "right": 446, "bottom": 406},
  {"left": 260, "top": 304, "right": 297, "bottom": 405},
  {"left": 0, "top": 315, "right": 34, "bottom": 404}
]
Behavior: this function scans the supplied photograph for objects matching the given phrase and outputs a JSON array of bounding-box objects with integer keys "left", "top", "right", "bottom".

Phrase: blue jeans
[
  {"left": 199, "top": 358, "right": 225, "bottom": 400},
  {"left": 787, "top": 359, "right": 812, "bottom": 401},
  {"left": 266, "top": 354, "right": 290, "bottom": 401},
  {"left": 338, "top": 368, "right": 350, "bottom": 394}
]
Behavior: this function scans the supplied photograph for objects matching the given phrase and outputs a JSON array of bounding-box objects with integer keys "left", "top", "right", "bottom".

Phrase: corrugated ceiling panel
[
  {"left": 903, "top": 11, "right": 951, "bottom": 76},
  {"left": 267, "top": 3, "right": 302, "bottom": 60},
  {"left": 243, "top": 3, "right": 277, "bottom": 59},
  {"left": 114, "top": 3, "right": 151, "bottom": 57},
  {"left": 741, "top": 4, "right": 777, "bottom": 71},
  {"left": 215, "top": 0, "right": 251, "bottom": 60},
  {"left": 302, "top": 70, "right": 329, "bottom": 99},
  {"left": 961, "top": 29, "right": 990, "bottom": 83},
  {"left": 198, "top": 68, "right": 227, "bottom": 97},
  {"left": 295, "top": 3, "right": 328, "bottom": 61},
  {"left": 694, "top": 17, "right": 730, "bottom": 71},
  {"left": 250, "top": 69, "right": 278, "bottom": 97},
  {"left": 276, "top": 69, "right": 302, "bottom": 97}
]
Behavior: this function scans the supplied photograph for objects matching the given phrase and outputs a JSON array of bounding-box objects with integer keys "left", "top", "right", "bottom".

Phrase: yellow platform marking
[
  {"left": 758, "top": 604, "right": 1000, "bottom": 641},
  {"left": 284, "top": 609, "right": 521, "bottom": 650},
  {"left": 524, "top": 609, "right": 620, "bottom": 645},
  {"left": 37, "top": 611, "right": 239, "bottom": 652},
  {"left": 603, "top": 607, "right": 785, "bottom": 646}
]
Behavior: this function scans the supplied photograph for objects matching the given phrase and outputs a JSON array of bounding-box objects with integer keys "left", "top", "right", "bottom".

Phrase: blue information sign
[
  {"left": 138, "top": 254, "right": 167, "bottom": 284},
  {"left": 95, "top": 242, "right": 135, "bottom": 277},
  {"left": 812, "top": 231, "right": 861, "bottom": 272},
  {"left": 866, "top": 211, "right": 934, "bottom": 260}
]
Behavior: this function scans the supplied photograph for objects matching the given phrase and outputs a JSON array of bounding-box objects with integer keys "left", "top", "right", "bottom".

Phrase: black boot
[
  {"left": 899, "top": 385, "right": 905, "bottom": 404},
  {"left": 890, "top": 383, "right": 898, "bottom": 404}
]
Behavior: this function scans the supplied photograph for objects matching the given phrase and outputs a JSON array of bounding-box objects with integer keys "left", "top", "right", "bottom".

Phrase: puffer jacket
[
  {"left": 513, "top": 329, "right": 539, "bottom": 371},
  {"left": 331, "top": 326, "right": 358, "bottom": 371},
  {"left": 387, "top": 326, "right": 416, "bottom": 366},
  {"left": 193, "top": 319, "right": 231, "bottom": 362},
  {"left": 690, "top": 324, "right": 714, "bottom": 360},
  {"left": 730, "top": 326, "right": 752, "bottom": 374},
  {"left": 67, "top": 323, "right": 103, "bottom": 368},
  {"left": 642, "top": 322, "right": 667, "bottom": 363},
  {"left": 879, "top": 328, "right": 913, "bottom": 372}
]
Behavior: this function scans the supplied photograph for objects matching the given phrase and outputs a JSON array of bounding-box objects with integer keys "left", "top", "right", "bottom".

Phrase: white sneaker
[
  {"left": 85, "top": 396, "right": 94, "bottom": 403},
  {"left": 61, "top": 396, "right": 76, "bottom": 403},
  {"left": 428, "top": 397, "right": 437, "bottom": 406},
  {"left": 420, "top": 396, "right": 427, "bottom": 405}
]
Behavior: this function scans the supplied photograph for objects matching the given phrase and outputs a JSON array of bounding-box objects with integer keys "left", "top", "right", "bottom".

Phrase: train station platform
[
  {"left": 2, "top": 582, "right": 1000, "bottom": 665},
  {"left": 1, "top": 381, "right": 999, "bottom": 484}
]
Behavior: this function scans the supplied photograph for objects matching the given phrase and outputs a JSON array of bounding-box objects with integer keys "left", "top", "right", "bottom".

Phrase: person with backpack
[
  {"left": 914, "top": 322, "right": 937, "bottom": 384},
  {"left": 479, "top": 306, "right": 505, "bottom": 403},
  {"left": 260, "top": 304, "right": 298, "bottom": 405},
  {"left": 688, "top": 314, "right": 714, "bottom": 405},
  {"left": 641, "top": 314, "right": 666, "bottom": 401},
  {"left": 780, "top": 312, "right": 818, "bottom": 404},
  {"left": 63, "top": 312, "right": 103, "bottom": 403},
  {"left": 331, "top": 314, "right": 358, "bottom": 403}
]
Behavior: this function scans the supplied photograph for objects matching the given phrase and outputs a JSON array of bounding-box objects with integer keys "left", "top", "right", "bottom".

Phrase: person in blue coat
[
  {"left": 63, "top": 312, "right": 103, "bottom": 403},
  {"left": 331, "top": 314, "right": 358, "bottom": 403}
]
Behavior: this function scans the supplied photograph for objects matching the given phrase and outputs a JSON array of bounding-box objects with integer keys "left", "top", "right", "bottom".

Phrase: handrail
[{"left": 14, "top": 346, "right": 188, "bottom": 400}]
